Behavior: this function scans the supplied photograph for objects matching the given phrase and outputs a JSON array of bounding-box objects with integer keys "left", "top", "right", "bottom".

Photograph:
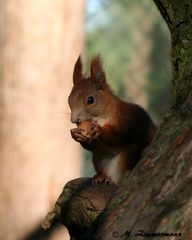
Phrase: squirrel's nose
[{"left": 71, "top": 112, "right": 83, "bottom": 124}]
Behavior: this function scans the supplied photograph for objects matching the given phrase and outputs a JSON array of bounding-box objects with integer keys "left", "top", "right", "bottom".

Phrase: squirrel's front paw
[
  {"left": 70, "top": 128, "right": 88, "bottom": 142},
  {"left": 92, "top": 174, "right": 113, "bottom": 184},
  {"left": 87, "top": 121, "right": 102, "bottom": 143}
]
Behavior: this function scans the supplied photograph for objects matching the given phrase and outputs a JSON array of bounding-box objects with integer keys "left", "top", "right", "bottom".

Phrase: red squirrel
[{"left": 68, "top": 55, "right": 157, "bottom": 184}]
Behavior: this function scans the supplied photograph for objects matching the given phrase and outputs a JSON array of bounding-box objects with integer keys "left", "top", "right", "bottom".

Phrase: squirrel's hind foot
[{"left": 92, "top": 174, "right": 113, "bottom": 185}]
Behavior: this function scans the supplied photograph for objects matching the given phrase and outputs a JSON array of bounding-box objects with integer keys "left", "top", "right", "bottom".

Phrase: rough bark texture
[
  {"left": 154, "top": 0, "right": 192, "bottom": 107},
  {"left": 42, "top": 178, "right": 117, "bottom": 239},
  {"left": 43, "top": 1, "right": 192, "bottom": 240}
]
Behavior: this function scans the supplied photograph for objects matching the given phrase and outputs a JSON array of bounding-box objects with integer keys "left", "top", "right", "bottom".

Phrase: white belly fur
[
  {"left": 104, "top": 153, "right": 122, "bottom": 184},
  {"left": 93, "top": 117, "right": 108, "bottom": 127},
  {"left": 93, "top": 117, "right": 122, "bottom": 183}
]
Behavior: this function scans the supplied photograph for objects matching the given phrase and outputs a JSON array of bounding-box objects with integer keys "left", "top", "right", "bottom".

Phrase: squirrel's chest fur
[
  {"left": 91, "top": 103, "right": 156, "bottom": 184},
  {"left": 92, "top": 138, "right": 128, "bottom": 184}
]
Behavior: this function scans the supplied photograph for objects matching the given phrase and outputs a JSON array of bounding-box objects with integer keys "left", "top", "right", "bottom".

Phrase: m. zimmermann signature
[{"left": 112, "top": 229, "right": 182, "bottom": 239}]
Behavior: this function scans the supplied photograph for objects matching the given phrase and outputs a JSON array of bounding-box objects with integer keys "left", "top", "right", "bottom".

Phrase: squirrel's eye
[{"left": 87, "top": 96, "right": 94, "bottom": 105}]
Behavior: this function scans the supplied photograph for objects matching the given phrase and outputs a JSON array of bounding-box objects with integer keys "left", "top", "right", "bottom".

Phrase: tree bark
[
  {"left": 154, "top": 0, "right": 192, "bottom": 107},
  {"left": 42, "top": 178, "right": 117, "bottom": 239}
]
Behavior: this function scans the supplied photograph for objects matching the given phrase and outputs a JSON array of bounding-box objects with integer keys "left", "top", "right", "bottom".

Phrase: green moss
[{"left": 158, "top": 209, "right": 182, "bottom": 232}]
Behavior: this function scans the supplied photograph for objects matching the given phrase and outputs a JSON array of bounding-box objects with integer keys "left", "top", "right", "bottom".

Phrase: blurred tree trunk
[
  {"left": 124, "top": 1, "right": 171, "bottom": 122},
  {"left": 88, "top": 1, "right": 192, "bottom": 239},
  {"left": 124, "top": 1, "right": 154, "bottom": 109},
  {"left": 0, "top": 0, "right": 84, "bottom": 240}
]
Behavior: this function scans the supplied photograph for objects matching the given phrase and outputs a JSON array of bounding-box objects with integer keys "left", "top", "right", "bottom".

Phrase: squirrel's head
[{"left": 68, "top": 55, "right": 108, "bottom": 124}]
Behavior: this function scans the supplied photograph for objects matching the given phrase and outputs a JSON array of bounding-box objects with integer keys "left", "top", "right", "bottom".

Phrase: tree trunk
[
  {"left": 90, "top": 1, "right": 192, "bottom": 239},
  {"left": 0, "top": 0, "right": 84, "bottom": 240},
  {"left": 124, "top": 1, "right": 156, "bottom": 109}
]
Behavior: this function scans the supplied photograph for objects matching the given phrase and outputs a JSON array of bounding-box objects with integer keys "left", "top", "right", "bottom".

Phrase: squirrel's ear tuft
[
  {"left": 73, "top": 55, "right": 83, "bottom": 85},
  {"left": 91, "top": 55, "right": 106, "bottom": 90}
]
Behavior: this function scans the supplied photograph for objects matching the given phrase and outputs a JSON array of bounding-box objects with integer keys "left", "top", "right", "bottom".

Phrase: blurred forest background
[{"left": 0, "top": 0, "right": 171, "bottom": 240}]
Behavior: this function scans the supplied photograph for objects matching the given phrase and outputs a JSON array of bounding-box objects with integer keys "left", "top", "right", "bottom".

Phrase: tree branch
[
  {"left": 153, "top": 0, "right": 192, "bottom": 107},
  {"left": 42, "top": 178, "right": 116, "bottom": 239},
  {"left": 153, "top": 0, "right": 172, "bottom": 29}
]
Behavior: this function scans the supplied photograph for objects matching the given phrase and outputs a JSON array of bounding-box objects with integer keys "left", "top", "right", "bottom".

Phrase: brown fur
[{"left": 69, "top": 55, "right": 157, "bottom": 184}]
